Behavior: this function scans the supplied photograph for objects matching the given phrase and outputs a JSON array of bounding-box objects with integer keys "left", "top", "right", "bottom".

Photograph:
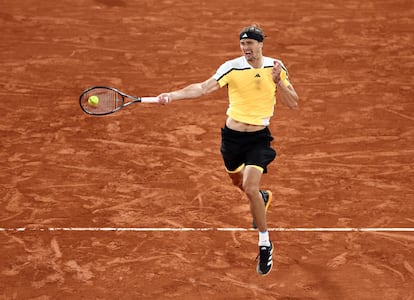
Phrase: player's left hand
[{"left": 272, "top": 61, "right": 282, "bottom": 84}]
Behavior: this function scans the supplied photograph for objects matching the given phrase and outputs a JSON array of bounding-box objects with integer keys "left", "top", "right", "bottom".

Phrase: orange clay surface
[{"left": 1, "top": 0, "right": 413, "bottom": 299}]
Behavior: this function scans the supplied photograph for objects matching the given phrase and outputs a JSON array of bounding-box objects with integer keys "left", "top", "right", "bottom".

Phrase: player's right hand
[{"left": 157, "top": 93, "right": 171, "bottom": 105}]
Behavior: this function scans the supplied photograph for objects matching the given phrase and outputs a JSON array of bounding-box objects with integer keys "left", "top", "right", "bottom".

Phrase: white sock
[{"left": 258, "top": 230, "right": 271, "bottom": 246}]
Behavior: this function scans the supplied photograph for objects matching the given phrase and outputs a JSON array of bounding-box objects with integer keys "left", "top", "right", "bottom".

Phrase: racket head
[{"left": 79, "top": 86, "right": 125, "bottom": 115}]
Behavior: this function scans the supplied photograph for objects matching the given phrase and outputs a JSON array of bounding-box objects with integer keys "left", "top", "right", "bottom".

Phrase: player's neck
[{"left": 247, "top": 55, "right": 263, "bottom": 69}]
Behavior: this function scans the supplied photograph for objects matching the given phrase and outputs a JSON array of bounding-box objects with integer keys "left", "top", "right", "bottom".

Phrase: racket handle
[{"left": 141, "top": 97, "right": 159, "bottom": 103}]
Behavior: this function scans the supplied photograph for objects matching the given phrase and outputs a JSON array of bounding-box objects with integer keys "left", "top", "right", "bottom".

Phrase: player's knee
[{"left": 243, "top": 183, "right": 259, "bottom": 200}]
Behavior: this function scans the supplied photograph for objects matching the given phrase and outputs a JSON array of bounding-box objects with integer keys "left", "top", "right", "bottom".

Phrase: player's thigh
[{"left": 242, "top": 166, "right": 263, "bottom": 193}]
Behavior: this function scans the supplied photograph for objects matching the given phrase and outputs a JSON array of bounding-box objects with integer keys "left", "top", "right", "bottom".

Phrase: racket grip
[{"left": 141, "top": 97, "right": 159, "bottom": 103}]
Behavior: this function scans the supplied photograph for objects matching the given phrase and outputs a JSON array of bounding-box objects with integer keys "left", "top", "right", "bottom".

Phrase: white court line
[{"left": 0, "top": 227, "right": 413, "bottom": 232}]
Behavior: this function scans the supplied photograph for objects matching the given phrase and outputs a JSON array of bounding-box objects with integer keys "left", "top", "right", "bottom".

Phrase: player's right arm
[{"left": 157, "top": 77, "right": 219, "bottom": 104}]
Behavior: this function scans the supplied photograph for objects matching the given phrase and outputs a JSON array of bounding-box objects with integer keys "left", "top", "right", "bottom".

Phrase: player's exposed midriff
[{"left": 225, "top": 116, "right": 266, "bottom": 132}]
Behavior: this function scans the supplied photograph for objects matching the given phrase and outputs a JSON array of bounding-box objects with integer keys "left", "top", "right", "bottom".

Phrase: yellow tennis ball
[{"left": 88, "top": 95, "right": 99, "bottom": 106}]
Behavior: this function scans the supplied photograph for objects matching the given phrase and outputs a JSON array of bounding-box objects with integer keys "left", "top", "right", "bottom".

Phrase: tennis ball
[{"left": 88, "top": 95, "right": 99, "bottom": 106}]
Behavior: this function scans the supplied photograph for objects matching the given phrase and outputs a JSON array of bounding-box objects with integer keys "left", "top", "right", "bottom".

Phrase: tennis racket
[{"left": 79, "top": 86, "right": 159, "bottom": 116}]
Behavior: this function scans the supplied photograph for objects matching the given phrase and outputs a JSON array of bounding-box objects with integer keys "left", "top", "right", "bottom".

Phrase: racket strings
[{"left": 81, "top": 88, "right": 123, "bottom": 114}]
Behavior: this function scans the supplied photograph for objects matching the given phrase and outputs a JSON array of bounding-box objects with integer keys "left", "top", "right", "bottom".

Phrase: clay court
[{"left": 1, "top": 0, "right": 413, "bottom": 299}]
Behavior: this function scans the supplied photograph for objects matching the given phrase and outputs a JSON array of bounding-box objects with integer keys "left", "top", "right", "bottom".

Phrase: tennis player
[{"left": 157, "top": 24, "right": 298, "bottom": 276}]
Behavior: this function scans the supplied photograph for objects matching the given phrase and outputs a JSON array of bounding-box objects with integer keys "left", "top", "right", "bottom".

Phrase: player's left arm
[{"left": 272, "top": 61, "right": 299, "bottom": 109}]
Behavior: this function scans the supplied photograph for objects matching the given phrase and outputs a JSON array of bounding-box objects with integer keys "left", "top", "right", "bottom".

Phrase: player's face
[{"left": 240, "top": 39, "right": 263, "bottom": 62}]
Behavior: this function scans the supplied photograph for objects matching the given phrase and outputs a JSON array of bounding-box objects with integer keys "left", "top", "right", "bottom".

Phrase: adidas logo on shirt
[{"left": 255, "top": 73, "right": 261, "bottom": 78}]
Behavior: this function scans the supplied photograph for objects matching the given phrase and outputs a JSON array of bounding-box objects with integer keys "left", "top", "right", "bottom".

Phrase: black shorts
[{"left": 220, "top": 125, "right": 277, "bottom": 174}]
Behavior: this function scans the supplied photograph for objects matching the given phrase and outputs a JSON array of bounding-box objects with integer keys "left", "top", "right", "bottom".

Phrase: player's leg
[
  {"left": 252, "top": 190, "right": 272, "bottom": 228},
  {"left": 220, "top": 125, "right": 246, "bottom": 191},
  {"left": 242, "top": 166, "right": 267, "bottom": 232},
  {"left": 243, "top": 165, "right": 273, "bottom": 276},
  {"left": 227, "top": 165, "right": 244, "bottom": 191}
]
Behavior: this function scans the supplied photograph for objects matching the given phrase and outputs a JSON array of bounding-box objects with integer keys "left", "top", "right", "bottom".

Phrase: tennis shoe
[
  {"left": 256, "top": 242, "right": 273, "bottom": 276},
  {"left": 252, "top": 190, "right": 273, "bottom": 229}
]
